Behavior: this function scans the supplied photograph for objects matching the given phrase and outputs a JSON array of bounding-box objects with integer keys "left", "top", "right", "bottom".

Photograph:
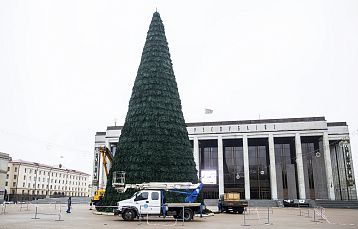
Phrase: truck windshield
[{"left": 131, "top": 192, "right": 138, "bottom": 199}]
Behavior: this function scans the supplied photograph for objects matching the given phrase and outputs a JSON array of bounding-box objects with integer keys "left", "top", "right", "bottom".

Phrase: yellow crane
[
  {"left": 99, "top": 146, "right": 113, "bottom": 178},
  {"left": 91, "top": 146, "right": 113, "bottom": 205}
]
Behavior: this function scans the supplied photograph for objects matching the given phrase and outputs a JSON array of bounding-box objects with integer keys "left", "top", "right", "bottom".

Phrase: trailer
[{"left": 112, "top": 172, "right": 204, "bottom": 221}]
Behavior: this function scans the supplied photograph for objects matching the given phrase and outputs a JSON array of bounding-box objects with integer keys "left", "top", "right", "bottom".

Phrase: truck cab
[{"left": 118, "top": 190, "right": 161, "bottom": 215}]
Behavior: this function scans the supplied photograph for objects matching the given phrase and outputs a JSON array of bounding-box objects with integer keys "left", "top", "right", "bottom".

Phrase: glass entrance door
[
  {"left": 223, "top": 139, "right": 245, "bottom": 198},
  {"left": 249, "top": 138, "right": 271, "bottom": 199}
]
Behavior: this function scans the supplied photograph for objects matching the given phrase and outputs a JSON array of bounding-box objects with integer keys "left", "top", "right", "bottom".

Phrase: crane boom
[
  {"left": 112, "top": 171, "right": 203, "bottom": 203},
  {"left": 123, "top": 182, "right": 200, "bottom": 191},
  {"left": 99, "top": 146, "right": 113, "bottom": 178}
]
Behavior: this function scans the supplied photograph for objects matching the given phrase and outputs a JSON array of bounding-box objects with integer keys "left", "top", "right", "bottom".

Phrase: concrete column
[
  {"left": 295, "top": 133, "right": 306, "bottom": 199},
  {"left": 268, "top": 134, "right": 278, "bottom": 200},
  {"left": 323, "top": 132, "right": 335, "bottom": 200},
  {"left": 243, "top": 135, "right": 250, "bottom": 200},
  {"left": 193, "top": 137, "right": 200, "bottom": 178},
  {"left": 218, "top": 136, "right": 224, "bottom": 196},
  {"left": 98, "top": 148, "right": 105, "bottom": 189}
]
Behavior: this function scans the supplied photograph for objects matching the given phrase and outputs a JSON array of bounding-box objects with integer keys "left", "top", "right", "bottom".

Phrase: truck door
[
  {"left": 134, "top": 191, "right": 150, "bottom": 214},
  {"left": 134, "top": 191, "right": 161, "bottom": 215},
  {"left": 148, "top": 191, "right": 161, "bottom": 214}
]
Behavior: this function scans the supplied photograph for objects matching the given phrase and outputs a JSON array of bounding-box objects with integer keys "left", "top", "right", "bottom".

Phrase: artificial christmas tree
[{"left": 100, "top": 12, "right": 198, "bottom": 207}]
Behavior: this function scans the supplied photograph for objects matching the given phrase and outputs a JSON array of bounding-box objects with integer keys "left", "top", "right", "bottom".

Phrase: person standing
[
  {"left": 66, "top": 196, "right": 72, "bottom": 213},
  {"left": 218, "top": 198, "right": 222, "bottom": 213}
]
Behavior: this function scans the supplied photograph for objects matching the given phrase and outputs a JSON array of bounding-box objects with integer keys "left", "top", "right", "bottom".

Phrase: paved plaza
[{"left": 1, "top": 204, "right": 358, "bottom": 229}]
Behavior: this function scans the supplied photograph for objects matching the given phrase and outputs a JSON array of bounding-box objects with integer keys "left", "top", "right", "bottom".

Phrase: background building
[
  {"left": 94, "top": 116, "right": 357, "bottom": 201},
  {"left": 0, "top": 152, "right": 11, "bottom": 203},
  {"left": 5, "top": 159, "right": 90, "bottom": 201}
]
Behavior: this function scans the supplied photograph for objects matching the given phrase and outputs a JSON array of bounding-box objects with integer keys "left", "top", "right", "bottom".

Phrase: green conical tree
[{"left": 101, "top": 12, "right": 198, "bottom": 207}]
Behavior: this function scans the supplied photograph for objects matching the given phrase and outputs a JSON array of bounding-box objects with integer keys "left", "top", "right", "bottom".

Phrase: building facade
[
  {"left": 94, "top": 117, "right": 357, "bottom": 201},
  {"left": 0, "top": 152, "right": 11, "bottom": 203},
  {"left": 5, "top": 160, "right": 90, "bottom": 201}
]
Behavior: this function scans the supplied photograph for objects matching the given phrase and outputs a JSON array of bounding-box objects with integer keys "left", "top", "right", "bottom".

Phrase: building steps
[
  {"left": 248, "top": 199, "right": 278, "bottom": 207},
  {"left": 206, "top": 199, "right": 358, "bottom": 208},
  {"left": 314, "top": 200, "right": 358, "bottom": 209},
  {"left": 204, "top": 199, "right": 279, "bottom": 207}
]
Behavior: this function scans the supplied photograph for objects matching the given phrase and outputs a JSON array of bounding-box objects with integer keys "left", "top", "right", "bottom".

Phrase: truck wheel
[
  {"left": 179, "top": 208, "right": 193, "bottom": 221},
  {"left": 122, "top": 209, "right": 136, "bottom": 221}
]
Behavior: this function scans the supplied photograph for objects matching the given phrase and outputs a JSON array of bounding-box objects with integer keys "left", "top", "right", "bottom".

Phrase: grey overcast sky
[{"left": 0, "top": 0, "right": 358, "bottom": 182}]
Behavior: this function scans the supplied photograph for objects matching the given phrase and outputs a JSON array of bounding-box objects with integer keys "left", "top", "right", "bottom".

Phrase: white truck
[{"left": 112, "top": 172, "right": 204, "bottom": 221}]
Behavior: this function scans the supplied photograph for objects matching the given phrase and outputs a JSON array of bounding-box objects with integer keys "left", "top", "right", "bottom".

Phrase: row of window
[
  {"left": 5, "top": 182, "right": 16, "bottom": 187},
  {"left": 23, "top": 168, "right": 87, "bottom": 181},
  {"left": 8, "top": 167, "right": 17, "bottom": 172},
  {"left": 135, "top": 191, "right": 159, "bottom": 201},
  {"left": 19, "top": 182, "right": 87, "bottom": 191},
  {"left": 6, "top": 175, "right": 86, "bottom": 187},
  {"left": 13, "top": 189, "right": 87, "bottom": 196},
  {"left": 6, "top": 181, "right": 87, "bottom": 191},
  {"left": 23, "top": 175, "right": 86, "bottom": 186},
  {"left": 7, "top": 166, "right": 87, "bottom": 181}
]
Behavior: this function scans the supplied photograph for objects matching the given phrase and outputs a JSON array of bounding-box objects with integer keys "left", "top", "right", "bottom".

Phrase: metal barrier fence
[
  {"left": 137, "top": 205, "right": 183, "bottom": 227},
  {"left": 294, "top": 206, "right": 358, "bottom": 226},
  {"left": 0, "top": 203, "right": 6, "bottom": 215},
  {"left": 19, "top": 202, "right": 30, "bottom": 211},
  {"left": 49, "top": 201, "right": 64, "bottom": 210},
  {"left": 309, "top": 207, "right": 328, "bottom": 223},
  {"left": 314, "top": 207, "right": 325, "bottom": 221},
  {"left": 31, "top": 204, "right": 64, "bottom": 221},
  {"left": 242, "top": 207, "right": 273, "bottom": 226},
  {"left": 296, "top": 206, "right": 323, "bottom": 221},
  {"left": 95, "top": 204, "right": 191, "bottom": 226}
]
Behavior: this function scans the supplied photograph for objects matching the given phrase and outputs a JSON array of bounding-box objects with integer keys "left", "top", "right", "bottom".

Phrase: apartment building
[
  {"left": 0, "top": 152, "right": 10, "bottom": 203},
  {"left": 5, "top": 159, "right": 90, "bottom": 201}
]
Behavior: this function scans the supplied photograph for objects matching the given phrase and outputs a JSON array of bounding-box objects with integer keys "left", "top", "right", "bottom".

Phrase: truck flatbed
[
  {"left": 219, "top": 193, "right": 248, "bottom": 214},
  {"left": 166, "top": 203, "right": 201, "bottom": 207}
]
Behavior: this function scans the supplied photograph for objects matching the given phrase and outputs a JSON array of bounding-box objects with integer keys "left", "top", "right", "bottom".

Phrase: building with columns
[{"left": 94, "top": 116, "right": 357, "bottom": 201}]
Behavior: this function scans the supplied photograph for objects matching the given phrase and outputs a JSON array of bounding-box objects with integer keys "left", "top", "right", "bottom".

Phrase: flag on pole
[{"left": 205, "top": 108, "right": 213, "bottom": 114}]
